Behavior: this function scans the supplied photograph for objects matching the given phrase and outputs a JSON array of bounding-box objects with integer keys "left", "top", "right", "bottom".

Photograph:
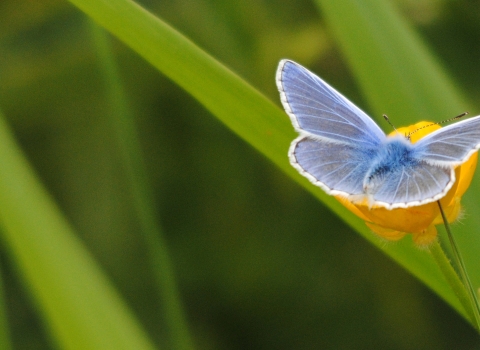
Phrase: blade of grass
[
  {"left": 66, "top": 0, "right": 466, "bottom": 319},
  {"left": 0, "top": 108, "right": 155, "bottom": 349},
  {"left": 315, "top": 0, "right": 469, "bottom": 124},
  {"left": 89, "top": 20, "right": 194, "bottom": 350}
]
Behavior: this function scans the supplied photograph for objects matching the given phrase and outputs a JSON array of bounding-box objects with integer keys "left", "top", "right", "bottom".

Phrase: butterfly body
[
  {"left": 277, "top": 59, "right": 480, "bottom": 209},
  {"left": 365, "top": 137, "right": 416, "bottom": 184}
]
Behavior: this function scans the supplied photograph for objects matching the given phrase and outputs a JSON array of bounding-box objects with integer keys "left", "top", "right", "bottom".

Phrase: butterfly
[{"left": 276, "top": 59, "right": 480, "bottom": 209}]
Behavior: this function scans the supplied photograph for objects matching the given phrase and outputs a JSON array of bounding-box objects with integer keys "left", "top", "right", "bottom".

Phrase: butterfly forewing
[
  {"left": 416, "top": 115, "right": 480, "bottom": 166},
  {"left": 276, "top": 60, "right": 385, "bottom": 148}
]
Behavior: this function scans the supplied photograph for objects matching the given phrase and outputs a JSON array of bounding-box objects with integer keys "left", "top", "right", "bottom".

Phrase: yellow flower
[{"left": 336, "top": 121, "right": 478, "bottom": 246}]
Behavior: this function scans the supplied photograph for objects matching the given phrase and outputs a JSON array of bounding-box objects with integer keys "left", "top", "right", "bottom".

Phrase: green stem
[
  {"left": 437, "top": 201, "right": 480, "bottom": 331},
  {"left": 89, "top": 21, "right": 194, "bottom": 350},
  {"left": 429, "top": 240, "right": 476, "bottom": 325}
]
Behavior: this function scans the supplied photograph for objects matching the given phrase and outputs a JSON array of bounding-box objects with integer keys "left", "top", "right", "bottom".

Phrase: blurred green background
[{"left": 1, "top": 0, "right": 480, "bottom": 348}]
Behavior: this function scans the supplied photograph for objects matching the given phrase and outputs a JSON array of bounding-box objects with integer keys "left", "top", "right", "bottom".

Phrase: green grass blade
[
  {"left": 315, "top": 0, "right": 468, "bottom": 124},
  {"left": 66, "top": 0, "right": 292, "bottom": 165},
  {"left": 66, "top": 0, "right": 468, "bottom": 320},
  {"left": 89, "top": 20, "right": 194, "bottom": 350},
  {"left": 0, "top": 109, "right": 155, "bottom": 349}
]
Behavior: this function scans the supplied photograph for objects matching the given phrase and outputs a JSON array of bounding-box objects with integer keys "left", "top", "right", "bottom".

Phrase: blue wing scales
[
  {"left": 415, "top": 115, "right": 480, "bottom": 166},
  {"left": 365, "top": 160, "right": 454, "bottom": 208},
  {"left": 290, "top": 136, "right": 373, "bottom": 198},
  {"left": 276, "top": 59, "right": 385, "bottom": 148}
]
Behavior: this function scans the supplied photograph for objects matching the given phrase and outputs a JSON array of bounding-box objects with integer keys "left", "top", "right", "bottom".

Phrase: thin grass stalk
[
  {"left": 89, "top": 21, "right": 194, "bottom": 350},
  {"left": 0, "top": 259, "right": 12, "bottom": 350}
]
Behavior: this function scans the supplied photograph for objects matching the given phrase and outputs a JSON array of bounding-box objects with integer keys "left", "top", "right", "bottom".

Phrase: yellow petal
[
  {"left": 364, "top": 221, "right": 407, "bottom": 241},
  {"left": 356, "top": 202, "right": 438, "bottom": 234},
  {"left": 433, "top": 197, "right": 461, "bottom": 225},
  {"left": 391, "top": 122, "right": 440, "bottom": 144},
  {"left": 454, "top": 152, "right": 478, "bottom": 199},
  {"left": 335, "top": 196, "right": 370, "bottom": 221}
]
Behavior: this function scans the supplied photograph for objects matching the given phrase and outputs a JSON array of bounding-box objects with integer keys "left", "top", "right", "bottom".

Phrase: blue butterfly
[{"left": 276, "top": 59, "right": 480, "bottom": 209}]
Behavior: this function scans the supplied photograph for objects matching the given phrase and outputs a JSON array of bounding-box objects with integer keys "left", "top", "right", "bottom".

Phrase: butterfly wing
[
  {"left": 276, "top": 59, "right": 386, "bottom": 148},
  {"left": 277, "top": 59, "right": 386, "bottom": 198},
  {"left": 363, "top": 149, "right": 454, "bottom": 209},
  {"left": 415, "top": 115, "right": 480, "bottom": 166},
  {"left": 289, "top": 136, "right": 374, "bottom": 198}
]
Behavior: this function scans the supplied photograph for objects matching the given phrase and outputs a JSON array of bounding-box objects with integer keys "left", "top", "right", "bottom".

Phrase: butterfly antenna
[
  {"left": 407, "top": 112, "right": 469, "bottom": 139},
  {"left": 383, "top": 114, "right": 400, "bottom": 134}
]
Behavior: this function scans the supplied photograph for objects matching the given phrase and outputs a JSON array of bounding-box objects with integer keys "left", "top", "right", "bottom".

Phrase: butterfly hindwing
[
  {"left": 290, "top": 136, "right": 373, "bottom": 198},
  {"left": 364, "top": 156, "right": 454, "bottom": 207},
  {"left": 276, "top": 59, "right": 385, "bottom": 148}
]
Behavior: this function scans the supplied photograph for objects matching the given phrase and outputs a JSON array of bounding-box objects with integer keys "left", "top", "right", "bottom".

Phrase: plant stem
[
  {"left": 437, "top": 201, "right": 480, "bottom": 331},
  {"left": 429, "top": 240, "right": 475, "bottom": 325}
]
